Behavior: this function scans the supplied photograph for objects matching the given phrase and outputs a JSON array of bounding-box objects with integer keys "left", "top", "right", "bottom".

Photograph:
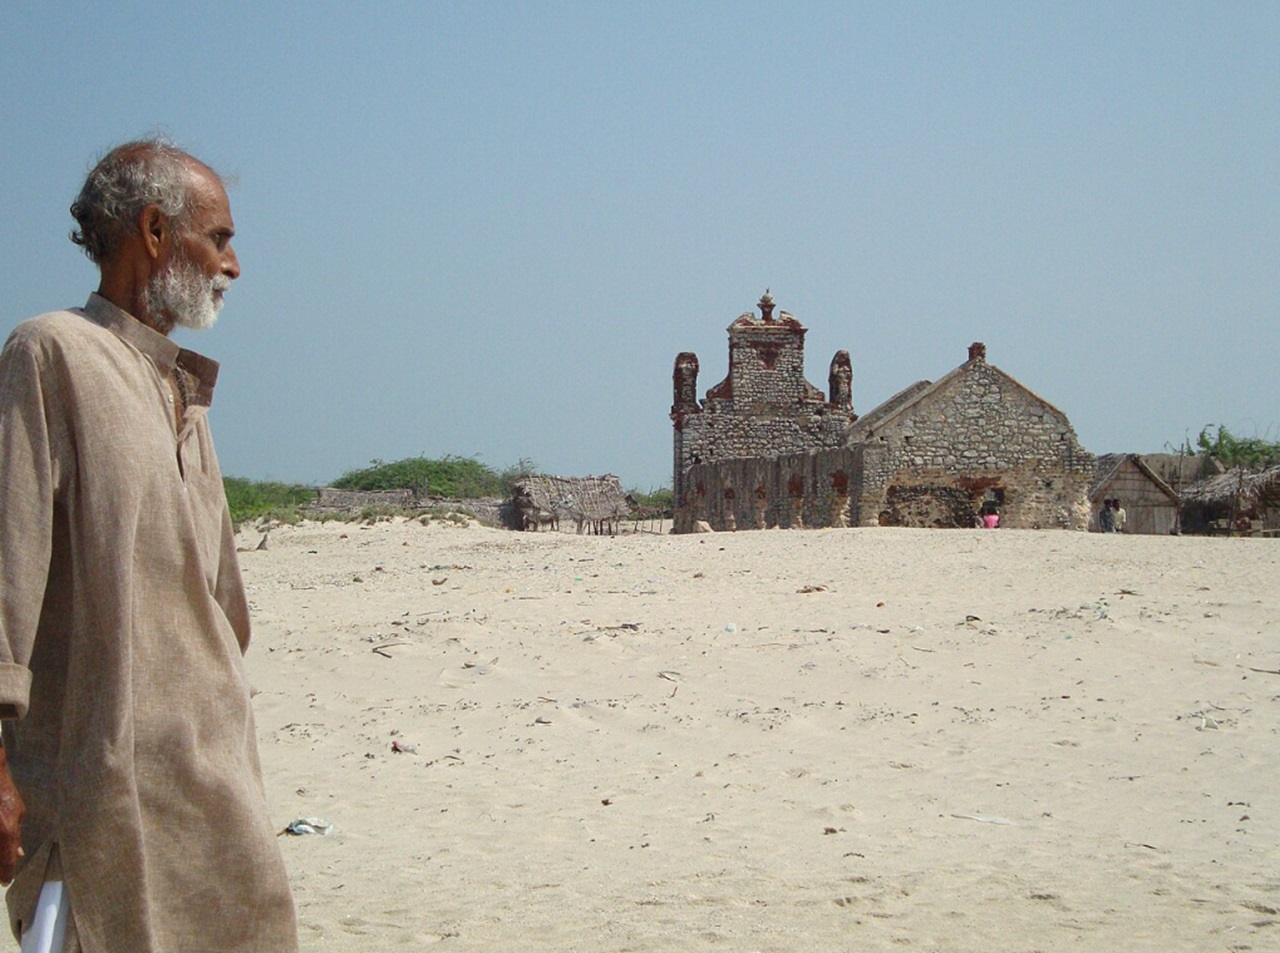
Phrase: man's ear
[{"left": 139, "top": 205, "right": 169, "bottom": 260}]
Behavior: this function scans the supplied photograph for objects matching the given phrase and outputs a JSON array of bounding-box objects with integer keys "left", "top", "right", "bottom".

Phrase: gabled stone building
[
  {"left": 671, "top": 294, "right": 1094, "bottom": 532},
  {"left": 851, "top": 342, "right": 1094, "bottom": 529}
]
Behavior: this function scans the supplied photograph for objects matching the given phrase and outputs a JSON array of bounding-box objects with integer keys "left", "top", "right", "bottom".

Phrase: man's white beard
[{"left": 142, "top": 254, "right": 229, "bottom": 331}]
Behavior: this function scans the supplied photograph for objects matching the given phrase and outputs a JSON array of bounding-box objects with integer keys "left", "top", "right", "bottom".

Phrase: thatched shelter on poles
[
  {"left": 512, "top": 474, "right": 631, "bottom": 534},
  {"left": 1180, "top": 465, "right": 1280, "bottom": 535}
]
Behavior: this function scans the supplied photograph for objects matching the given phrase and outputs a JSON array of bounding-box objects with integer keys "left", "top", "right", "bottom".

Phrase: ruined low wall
[
  {"left": 678, "top": 446, "right": 1092, "bottom": 533},
  {"left": 674, "top": 411, "right": 853, "bottom": 524},
  {"left": 310, "top": 488, "right": 414, "bottom": 510},
  {"left": 305, "top": 489, "right": 517, "bottom": 528},
  {"left": 676, "top": 447, "right": 864, "bottom": 532}
]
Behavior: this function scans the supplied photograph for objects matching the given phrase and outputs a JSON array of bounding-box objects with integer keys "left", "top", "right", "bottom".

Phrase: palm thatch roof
[
  {"left": 1181, "top": 465, "right": 1280, "bottom": 508},
  {"left": 512, "top": 474, "right": 630, "bottom": 524}
]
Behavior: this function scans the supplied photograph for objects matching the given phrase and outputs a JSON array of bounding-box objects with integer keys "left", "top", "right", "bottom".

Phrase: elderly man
[{"left": 0, "top": 141, "right": 297, "bottom": 951}]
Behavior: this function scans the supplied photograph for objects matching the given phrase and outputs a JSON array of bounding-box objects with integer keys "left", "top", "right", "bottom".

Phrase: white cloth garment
[{"left": 20, "top": 881, "right": 67, "bottom": 953}]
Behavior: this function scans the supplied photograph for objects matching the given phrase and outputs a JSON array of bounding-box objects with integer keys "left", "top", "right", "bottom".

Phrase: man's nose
[{"left": 223, "top": 244, "right": 241, "bottom": 280}]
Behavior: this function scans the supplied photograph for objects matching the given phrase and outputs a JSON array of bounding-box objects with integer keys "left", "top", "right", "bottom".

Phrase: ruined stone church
[{"left": 670, "top": 292, "right": 1094, "bottom": 532}]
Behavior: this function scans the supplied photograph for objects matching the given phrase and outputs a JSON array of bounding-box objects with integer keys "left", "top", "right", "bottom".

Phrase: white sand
[{"left": 239, "top": 519, "right": 1280, "bottom": 951}]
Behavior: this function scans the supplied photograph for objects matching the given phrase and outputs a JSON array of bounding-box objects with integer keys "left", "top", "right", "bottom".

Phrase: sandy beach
[{"left": 238, "top": 519, "right": 1280, "bottom": 952}]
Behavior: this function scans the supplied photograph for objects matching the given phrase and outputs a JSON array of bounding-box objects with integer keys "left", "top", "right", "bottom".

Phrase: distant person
[
  {"left": 1111, "top": 498, "right": 1127, "bottom": 533},
  {"left": 0, "top": 139, "right": 298, "bottom": 951},
  {"left": 982, "top": 509, "right": 1000, "bottom": 529},
  {"left": 1098, "top": 499, "right": 1116, "bottom": 533}
]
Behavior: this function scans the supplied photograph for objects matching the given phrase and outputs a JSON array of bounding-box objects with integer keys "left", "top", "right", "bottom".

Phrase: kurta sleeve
[{"left": 0, "top": 340, "right": 57, "bottom": 720}]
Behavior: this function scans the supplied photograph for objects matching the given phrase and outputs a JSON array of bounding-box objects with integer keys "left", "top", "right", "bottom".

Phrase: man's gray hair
[{"left": 70, "top": 139, "right": 215, "bottom": 264}]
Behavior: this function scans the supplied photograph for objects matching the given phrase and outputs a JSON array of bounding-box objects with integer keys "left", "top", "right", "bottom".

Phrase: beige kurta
[{"left": 0, "top": 295, "right": 297, "bottom": 952}]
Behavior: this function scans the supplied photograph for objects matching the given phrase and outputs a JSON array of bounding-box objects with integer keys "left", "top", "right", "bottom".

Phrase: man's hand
[{"left": 0, "top": 747, "right": 26, "bottom": 885}]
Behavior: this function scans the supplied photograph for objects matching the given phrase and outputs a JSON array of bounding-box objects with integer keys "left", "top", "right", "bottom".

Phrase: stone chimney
[{"left": 968, "top": 342, "right": 987, "bottom": 363}]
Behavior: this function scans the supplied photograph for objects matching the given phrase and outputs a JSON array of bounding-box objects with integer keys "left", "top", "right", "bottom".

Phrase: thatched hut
[
  {"left": 512, "top": 474, "right": 631, "bottom": 534},
  {"left": 1180, "top": 466, "right": 1280, "bottom": 536}
]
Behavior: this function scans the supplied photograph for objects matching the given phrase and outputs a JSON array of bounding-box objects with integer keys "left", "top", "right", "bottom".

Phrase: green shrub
[
  {"left": 627, "top": 485, "right": 674, "bottom": 516},
  {"left": 223, "top": 477, "right": 314, "bottom": 525},
  {"left": 1194, "top": 425, "right": 1280, "bottom": 469},
  {"left": 331, "top": 455, "right": 527, "bottom": 498}
]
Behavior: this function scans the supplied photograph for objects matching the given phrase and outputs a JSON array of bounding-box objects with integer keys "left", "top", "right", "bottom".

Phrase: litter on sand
[
  {"left": 283, "top": 817, "right": 334, "bottom": 836},
  {"left": 950, "top": 813, "right": 1012, "bottom": 825}
]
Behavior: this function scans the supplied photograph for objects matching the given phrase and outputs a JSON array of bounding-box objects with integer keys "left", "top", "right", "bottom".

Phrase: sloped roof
[
  {"left": 848, "top": 380, "right": 933, "bottom": 438},
  {"left": 513, "top": 474, "right": 630, "bottom": 522},
  {"left": 850, "top": 354, "right": 1073, "bottom": 440},
  {"left": 1089, "top": 453, "right": 1179, "bottom": 501},
  {"left": 1181, "top": 465, "right": 1280, "bottom": 507}
]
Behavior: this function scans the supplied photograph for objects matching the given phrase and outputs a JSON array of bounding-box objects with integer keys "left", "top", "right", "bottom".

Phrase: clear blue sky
[{"left": 3, "top": 2, "right": 1276, "bottom": 490}]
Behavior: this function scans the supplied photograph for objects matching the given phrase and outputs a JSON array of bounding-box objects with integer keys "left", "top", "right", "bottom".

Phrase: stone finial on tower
[
  {"left": 758, "top": 289, "right": 776, "bottom": 322},
  {"left": 968, "top": 342, "right": 987, "bottom": 363},
  {"left": 828, "top": 350, "right": 853, "bottom": 411},
  {"left": 672, "top": 352, "right": 701, "bottom": 418}
]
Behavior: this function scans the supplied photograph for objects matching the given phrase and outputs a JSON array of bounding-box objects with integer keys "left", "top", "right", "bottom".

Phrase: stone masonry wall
[
  {"left": 857, "top": 362, "right": 1094, "bottom": 529},
  {"left": 678, "top": 411, "right": 851, "bottom": 470},
  {"left": 721, "top": 325, "right": 812, "bottom": 410}
]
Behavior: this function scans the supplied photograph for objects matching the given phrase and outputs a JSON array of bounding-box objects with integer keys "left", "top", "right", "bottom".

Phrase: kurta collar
[{"left": 82, "top": 293, "right": 220, "bottom": 408}]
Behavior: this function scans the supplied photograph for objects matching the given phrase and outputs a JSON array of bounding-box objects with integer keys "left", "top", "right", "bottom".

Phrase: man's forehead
[{"left": 185, "top": 164, "right": 234, "bottom": 221}]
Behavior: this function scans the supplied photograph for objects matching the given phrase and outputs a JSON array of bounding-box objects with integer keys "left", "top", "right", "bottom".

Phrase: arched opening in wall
[
  {"left": 753, "top": 484, "right": 768, "bottom": 529},
  {"left": 829, "top": 470, "right": 850, "bottom": 527},
  {"left": 724, "top": 486, "right": 737, "bottom": 531},
  {"left": 786, "top": 473, "right": 806, "bottom": 529},
  {"left": 882, "top": 484, "right": 978, "bottom": 528},
  {"left": 978, "top": 487, "right": 1005, "bottom": 529}
]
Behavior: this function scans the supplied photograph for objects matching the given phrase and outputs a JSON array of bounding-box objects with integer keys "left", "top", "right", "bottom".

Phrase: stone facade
[
  {"left": 672, "top": 299, "right": 1094, "bottom": 532},
  {"left": 671, "top": 292, "right": 856, "bottom": 531},
  {"left": 853, "top": 347, "right": 1094, "bottom": 529}
]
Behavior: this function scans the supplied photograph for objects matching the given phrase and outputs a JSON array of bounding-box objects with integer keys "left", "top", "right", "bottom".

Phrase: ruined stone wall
[
  {"left": 677, "top": 447, "right": 864, "bottom": 532},
  {"left": 674, "top": 410, "right": 850, "bottom": 523},
  {"left": 859, "top": 464, "right": 1092, "bottom": 529},
  {"left": 857, "top": 363, "right": 1094, "bottom": 529},
  {"left": 311, "top": 487, "right": 414, "bottom": 510},
  {"left": 672, "top": 296, "right": 857, "bottom": 525},
  {"left": 678, "top": 411, "right": 851, "bottom": 470},
  {"left": 306, "top": 488, "right": 516, "bottom": 527}
]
